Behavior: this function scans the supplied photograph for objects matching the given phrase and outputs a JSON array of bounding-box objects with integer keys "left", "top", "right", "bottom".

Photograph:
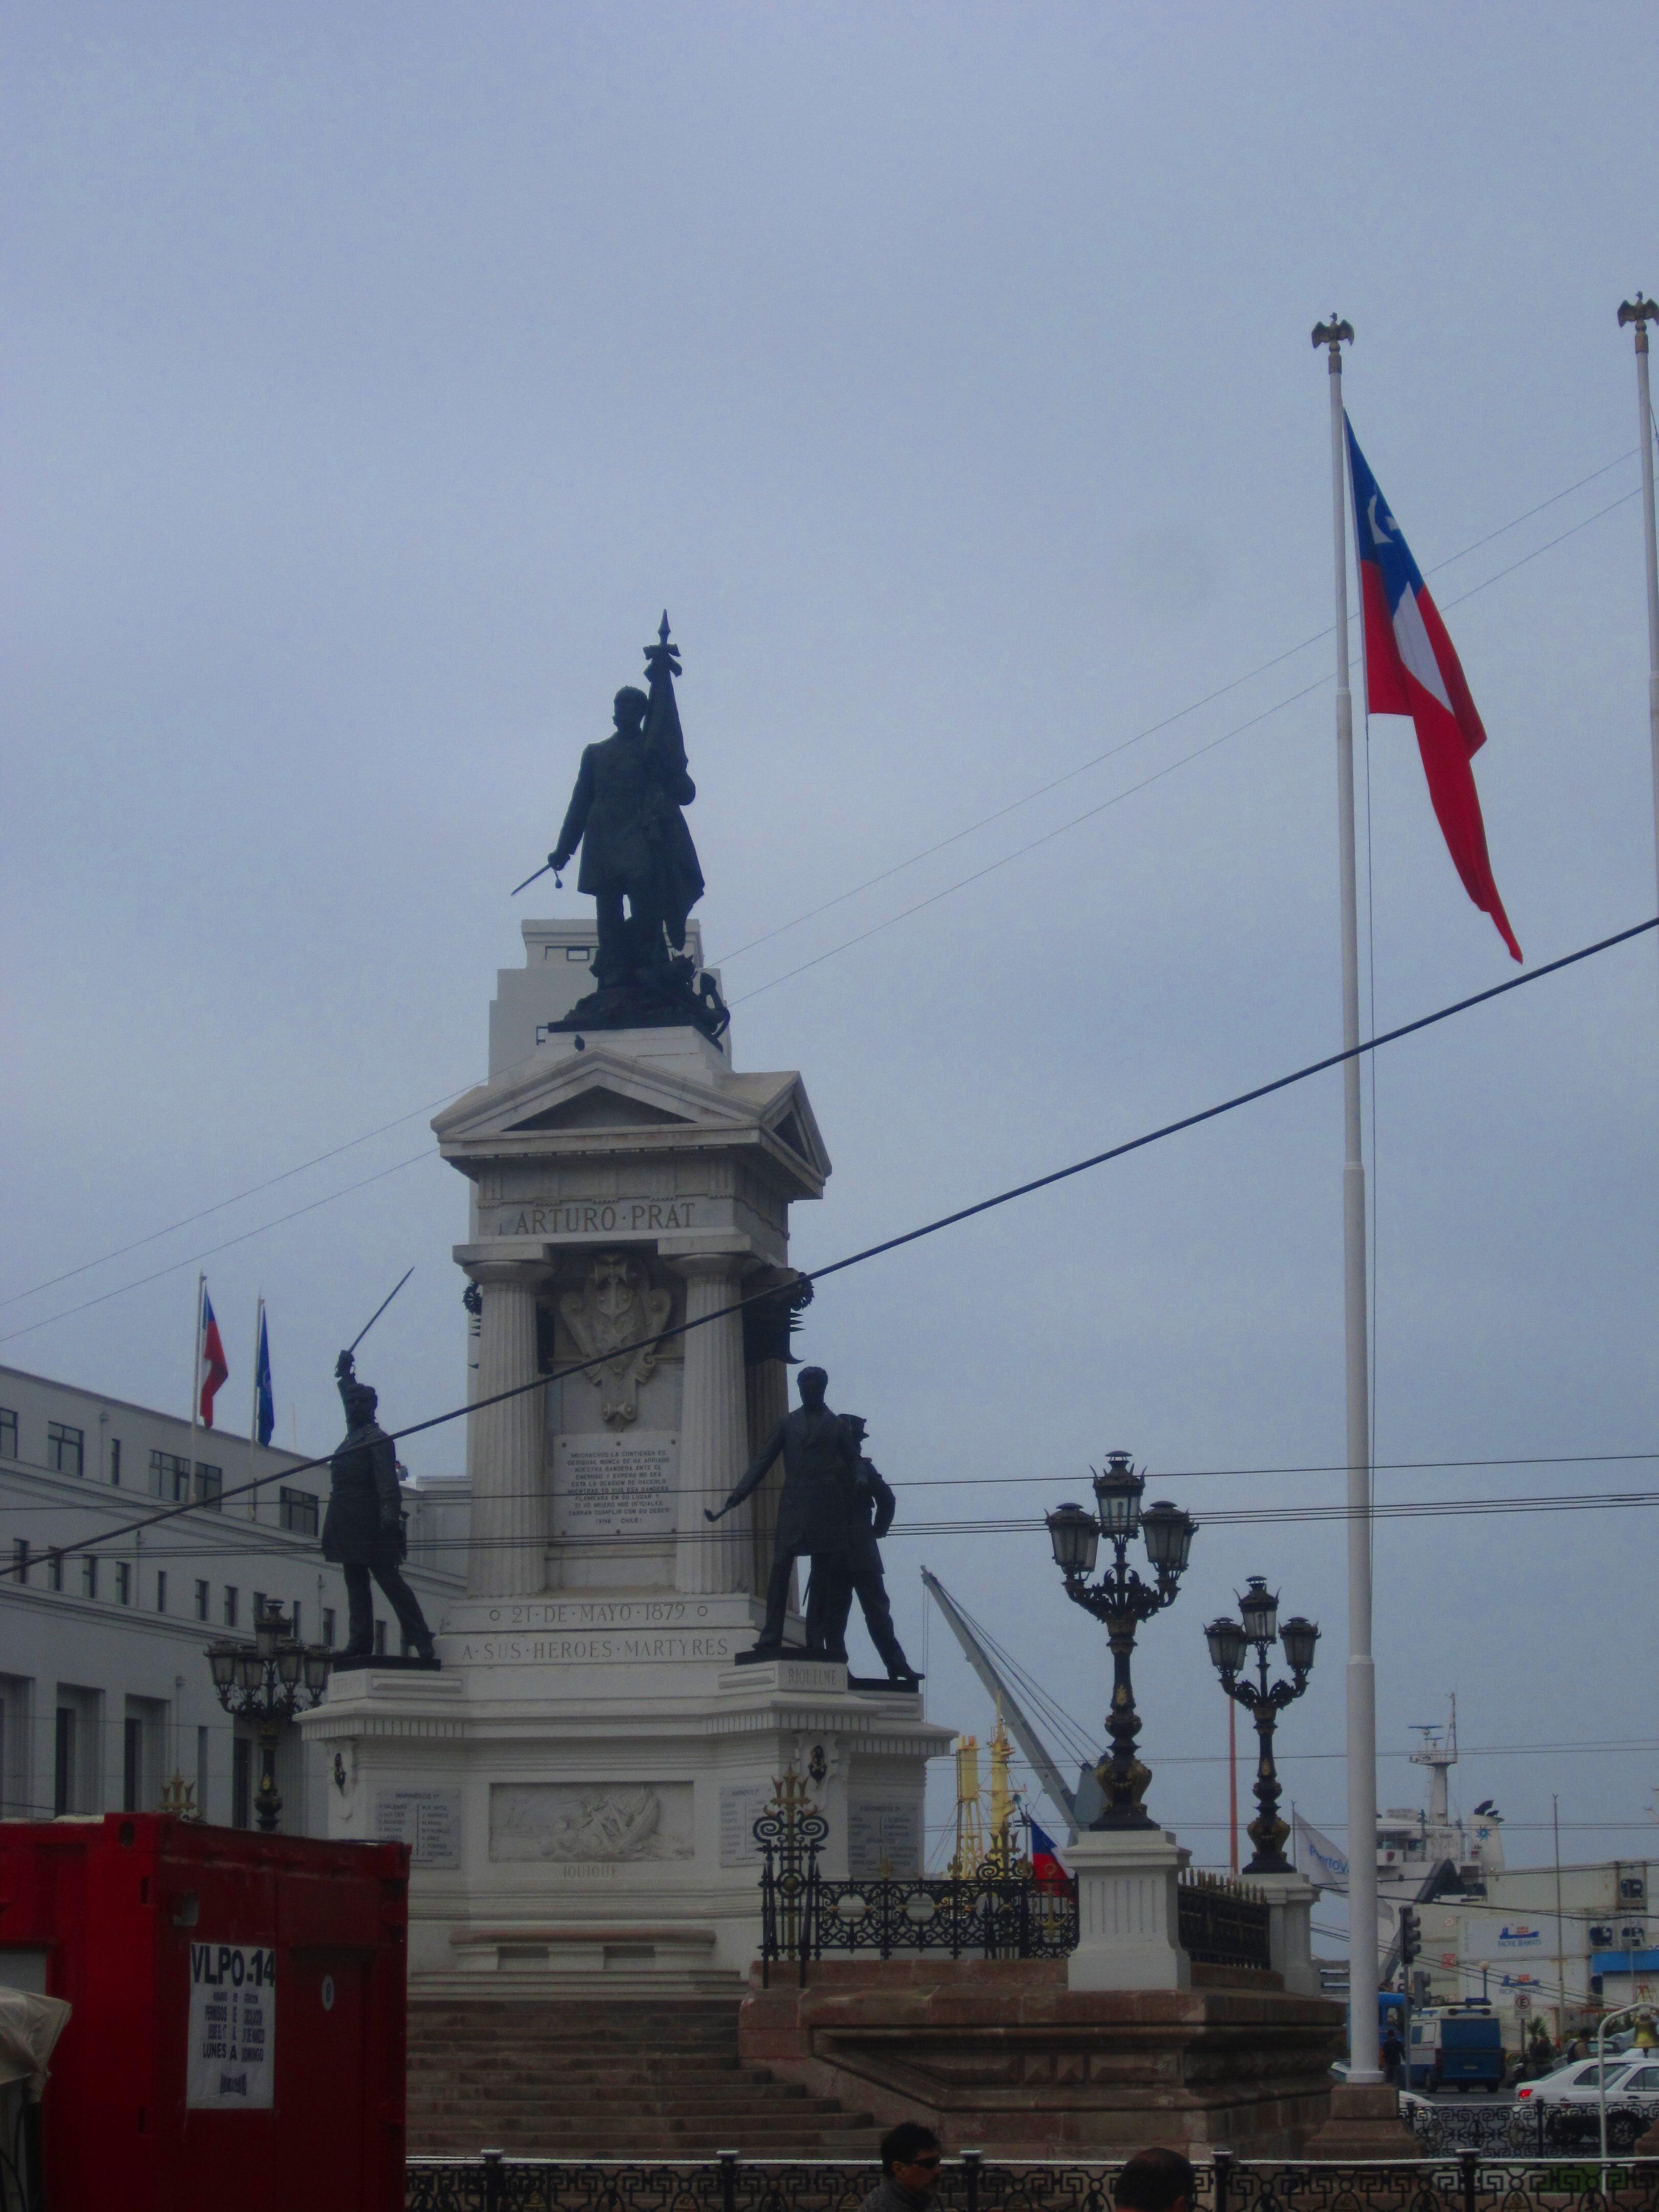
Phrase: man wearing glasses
[{"left": 860, "top": 2123, "right": 942, "bottom": 2212}]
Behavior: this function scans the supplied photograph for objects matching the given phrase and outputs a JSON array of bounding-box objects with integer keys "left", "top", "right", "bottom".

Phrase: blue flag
[{"left": 254, "top": 1307, "right": 274, "bottom": 1448}]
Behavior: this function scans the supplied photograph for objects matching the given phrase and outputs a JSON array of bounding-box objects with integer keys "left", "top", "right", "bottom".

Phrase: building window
[
  {"left": 109, "top": 1438, "right": 122, "bottom": 1486},
  {"left": 81, "top": 1557, "right": 97, "bottom": 1600},
  {"left": 54, "top": 1709, "right": 76, "bottom": 1816},
  {"left": 123, "top": 1716, "right": 142, "bottom": 1812},
  {"left": 155, "top": 1571, "right": 167, "bottom": 1614},
  {"left": 253, "top": 1592, "right": 267, "bottom": 1625},
  {"left": 373, "top": 1620, "right": 387, "bottom": 1656},
  {"left": 114, "top": 1562, "right": 131, "bottom": 1606},
  {"left": 279, "top": 1488, "right": 318, "bottom": 1536},
  {"left": 47, "top": 1423, "right": 84, "bottom": 1478},
  {"left": 194, "top": 1463, "right": 223, "bottom": 1511},
  {"left": 0, "top": 1409, "right": 16, "bottom": 1459},
  {"left": 322, "top": 1607, "right": 336, "bottom": 1647},
  {"left": 48, "top": 1551, "right": 63, "bottom": 1592},
  {"left": 195, "top": 1580, "right": 209, "bottom": 1622},
  {"left": 231, "top": 1738, "right": 251, "bottom": 1830},
  {"left": 149, "top": 1450, "right": 189, "bottom": 1501},
  {"left": 223, "top": 1587, "right": 239, "bottom": 1629},
  {"left": 290, "top": 1602, "right": 302, "bottom": 1642},
  {"left": 10, "top": 1540, "right": 27, "bottom": 1585}
]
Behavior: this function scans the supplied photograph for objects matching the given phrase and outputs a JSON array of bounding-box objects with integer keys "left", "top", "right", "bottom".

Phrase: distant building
[
  {"left": 1359, "top": 1705, "right": 1654, "bottom": 2041},
  {"left": 0, "top": 1361, "right": 464, "bottom": 1835}
]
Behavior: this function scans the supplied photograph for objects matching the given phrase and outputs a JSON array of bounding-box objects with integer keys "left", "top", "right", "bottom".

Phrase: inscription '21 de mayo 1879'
[{"left": 495, "top": 1199, "right": 698, "bottom": 1237}]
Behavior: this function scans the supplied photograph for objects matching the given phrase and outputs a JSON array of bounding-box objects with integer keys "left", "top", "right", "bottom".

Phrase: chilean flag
[
  {"left": 1346, "top": 417, "right": 1522, "bottom": 963},
  {"left": 1029, "top": 1819, "right": 1070, "bottom": 1894},
  {"left": 197, "top": 1285, "right": 229, "bottom": 1428}
]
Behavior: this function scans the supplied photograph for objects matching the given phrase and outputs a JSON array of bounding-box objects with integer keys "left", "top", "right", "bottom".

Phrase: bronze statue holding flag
[{"left": 540, "top": 615, "right": 729, "bottom": 1040}]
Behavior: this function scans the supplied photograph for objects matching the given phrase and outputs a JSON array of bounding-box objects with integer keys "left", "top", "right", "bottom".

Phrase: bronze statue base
[{"left": 549, "top": 960, "right": 729, "bottom": 1044}]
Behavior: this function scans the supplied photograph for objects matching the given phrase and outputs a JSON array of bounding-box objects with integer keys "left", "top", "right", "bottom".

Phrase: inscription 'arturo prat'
[{"left": 495, "top": 1199, "right": 699, "bottom": 1237}]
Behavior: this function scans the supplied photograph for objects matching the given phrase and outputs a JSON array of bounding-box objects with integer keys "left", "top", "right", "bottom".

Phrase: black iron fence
[
  {"left": 759, "top": 1857, "right": 1078, "bottom": 1982},
  {"left": 754, "top": 1809, "right": 1270, "bottom": 1984},
  {"left": 1175, "top": 1872, "right": 1271, "bottom": 1972},
  {"left": 1402, "top": 2089, "right": 1659, "bottom": 2157},
  {"left": 407, "top": 2150, "right": 1659, "bottom": 2212}
]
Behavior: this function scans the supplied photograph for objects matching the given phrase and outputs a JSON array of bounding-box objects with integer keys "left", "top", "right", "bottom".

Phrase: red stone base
[
  {"left": 738, "top": 1959, "right": 1346, "bottom": 2158},
  {"left": 1299, "top": 2081, "right": 1420, "bottom": 2159}
]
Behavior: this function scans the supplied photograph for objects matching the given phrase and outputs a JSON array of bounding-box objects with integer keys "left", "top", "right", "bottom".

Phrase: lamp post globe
[{"left": 1048, "top": 1452, "right": 1196, "bottom": 1831}]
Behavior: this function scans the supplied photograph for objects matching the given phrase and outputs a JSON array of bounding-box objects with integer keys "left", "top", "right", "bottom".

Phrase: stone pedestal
[
  {"left": 739, "top": 1958, "right": 1346, "bottom": 2156},
  {"left": 1067, "top": 1827, "right": 1192, "bottom": 1992},
  {"left": 1253, "top": 1869, "right": 1321, "bottom": 1997},
  {"left": 302, "top": 1020, "right": 953, "bottom": 1995},
  {"left": 1301, "top": 2080, "right": 1421, "bottom": 2158},
  {"left": 301, "top": 1630, "right": 951, "bottom": 1992}
]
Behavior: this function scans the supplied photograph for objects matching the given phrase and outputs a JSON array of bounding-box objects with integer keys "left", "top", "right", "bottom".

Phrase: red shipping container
[{"left": 0, "top": 1814, "right": 410, "bottom": 2212}]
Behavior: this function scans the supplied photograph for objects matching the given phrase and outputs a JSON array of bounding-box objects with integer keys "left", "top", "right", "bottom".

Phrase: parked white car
[{"left": 1512, "top": 2056, "right": 1659, "bottom": 2151}]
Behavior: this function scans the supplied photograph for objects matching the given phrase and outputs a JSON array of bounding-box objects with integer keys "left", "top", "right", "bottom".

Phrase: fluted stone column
[
  {"left": 673, "top": 1256, "right": 751, "bottom": 1594},
  {"left": 464, "top": 1259, "right": 551, "bottom": 1598}
]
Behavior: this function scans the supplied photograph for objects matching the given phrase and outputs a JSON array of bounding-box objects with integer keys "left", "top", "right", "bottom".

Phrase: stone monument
[{"left": 304, "top": 624, "right": 950, "bottom": 1996}]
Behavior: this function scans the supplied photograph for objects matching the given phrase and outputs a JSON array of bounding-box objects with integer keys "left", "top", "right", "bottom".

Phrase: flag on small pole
[
  {"left": 1346, "top": 418, "right": 1522, "bottom": 962},
  {"left": 253, "top": 1300, "right": 274, "bottom": 1448},
  {"left": 196, "top": 1285, "right": 229, "bottom": 1429},
  {"left": 1028, "top": 1818, "right": 1070, "bottom": 1895}
]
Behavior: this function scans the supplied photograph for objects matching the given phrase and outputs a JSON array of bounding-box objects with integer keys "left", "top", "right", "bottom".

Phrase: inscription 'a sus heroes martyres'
[{"left": 495, "top": 1199, "right": 698, "bottom": 1237}]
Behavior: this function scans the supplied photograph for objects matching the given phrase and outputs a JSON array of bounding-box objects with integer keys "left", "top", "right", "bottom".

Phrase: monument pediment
[
  {"left": 433, "top": 1036, "right": 831, "bottom": 1195},
  {"left": 508, "top": 1089, "right": 690, "bottom": 1133}
]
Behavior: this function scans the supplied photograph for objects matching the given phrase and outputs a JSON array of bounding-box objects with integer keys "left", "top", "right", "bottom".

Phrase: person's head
[
  {"left": 345, "top": 1382, "right": 377, "bottom": 1424},
  {"left": 841, "top": 1413, "right": 868, "bottom": 1445},
  {"left": 879, "top": 2122, "right": 941, "bottom": 2196},
  {"left": 613, "top": 685, "right": 648, "bottom": 733},
  {"left": 797, "top": 1365, "right": 828, "bottom": 1408},
  {"left": 1114, "top": 2148, "right": 1197, "bottom": 2212}
]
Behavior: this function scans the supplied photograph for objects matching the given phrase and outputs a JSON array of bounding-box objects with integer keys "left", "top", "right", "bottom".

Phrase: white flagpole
[
  {"left": 1617, "top": 294, "right": 1659, "bottom": 970},
  {"left": 248, "top": 1296, "right": 264, "bottom": 1521},
  {"left": 189, "top": 1274, "right": 204, "bottom": 1443},
  {"left": 1312, "top": 312, "right": 1381, "bottom": 2084}
]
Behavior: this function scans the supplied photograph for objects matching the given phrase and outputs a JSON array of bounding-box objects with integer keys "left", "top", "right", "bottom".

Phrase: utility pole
[
  {"left": 1553, "top": 1794, "right": 1567, "bottom": 2045},
  {"left": 1616, "top": 294, "right": 1659, "bottom": 981}
]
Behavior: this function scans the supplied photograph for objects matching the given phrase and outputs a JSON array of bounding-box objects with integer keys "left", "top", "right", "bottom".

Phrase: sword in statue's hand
[{"left": 511, "top": 855, "right": 565, "bottom": 898}]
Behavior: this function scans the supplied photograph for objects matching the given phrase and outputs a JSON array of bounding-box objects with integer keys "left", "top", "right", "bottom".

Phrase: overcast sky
[{"left": 5, "top": 3, "right": 1656, "bottom": 1874}]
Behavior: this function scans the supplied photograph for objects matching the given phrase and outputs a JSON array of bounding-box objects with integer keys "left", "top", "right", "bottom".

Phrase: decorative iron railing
[
  {"left": 1175, "top": 1869, "right": 1271, "bottom": 1971},
  {"left": 753, "top": 1776, "right": 1077, "bottom": 1985},
  {"left": 1402, "top": 2087, "right": 1659, "bottom": 2157},
  {"left": 406, "top": 2149, "right": 1659, "bottom": 2212}
]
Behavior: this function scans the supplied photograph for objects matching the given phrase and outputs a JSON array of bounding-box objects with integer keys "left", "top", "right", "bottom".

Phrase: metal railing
[
  {"left": 406, "top": 2149, "right": 1659, "bottom": 2212},
  {"left": 1175, "top": 1870, "right": 1271, "bottom": 1971},
  {"left": 1402, "top": 2088, "right": 1659, "bottom": 2157}
]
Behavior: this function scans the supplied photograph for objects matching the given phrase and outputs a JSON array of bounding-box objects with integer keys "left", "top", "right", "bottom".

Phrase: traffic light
[{"left": 1400, "top": 1907, "right": 1420, "bottom": 1968}]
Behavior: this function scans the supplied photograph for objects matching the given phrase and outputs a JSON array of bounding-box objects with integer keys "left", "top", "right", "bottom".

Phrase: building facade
[{"left": 0, "top": 1362, "right": 464, "bottom": 1835}]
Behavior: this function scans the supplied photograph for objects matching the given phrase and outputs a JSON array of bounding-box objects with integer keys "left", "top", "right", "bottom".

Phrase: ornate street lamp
[
  {"left": 1046, "top": 1452, "right": 1197, "bottom": 1830},
  {"left": 1204, "top": 1576, "right": 1319, "bottom": 1873},
  {"left": 204, "top": 1598, "right": 333, "bottom": 1833}
]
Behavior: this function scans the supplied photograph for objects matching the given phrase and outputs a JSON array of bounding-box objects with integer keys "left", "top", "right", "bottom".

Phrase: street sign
[{"left": 1515, "top": 1993, "right": 1532, "bottom": 2012}]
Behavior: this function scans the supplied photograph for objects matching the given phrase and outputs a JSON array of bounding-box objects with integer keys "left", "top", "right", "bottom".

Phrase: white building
[{"left": 0, "top": 1361, "right": 464, "bottom": 1835}]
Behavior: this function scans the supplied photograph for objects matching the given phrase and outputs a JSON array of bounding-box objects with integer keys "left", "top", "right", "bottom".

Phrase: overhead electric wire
[
  {"left": 26, "top": 904, "right": 1656, "bottom": 1565},
  {"left": 0, "top": 1087, "right": 469, "bottom": 1314},
  {"left": 12, "top": 1440, "right": 1656, "bottom": 1513},
  {"left": 731, "top": 486, "right": 1642, "bottom": 1007},
  {"left": 0, "top": 1150, "right": 442, "bottom": 1349},
  {"left": 23, "top": 1478, "right": 1659, "bottom": 1568},
  {"left": 715, "top": 448, "right": 1640, "bottom": 971},
  {"left": 3, "top": 449, "right": 1639, "bottom": 1325}
]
